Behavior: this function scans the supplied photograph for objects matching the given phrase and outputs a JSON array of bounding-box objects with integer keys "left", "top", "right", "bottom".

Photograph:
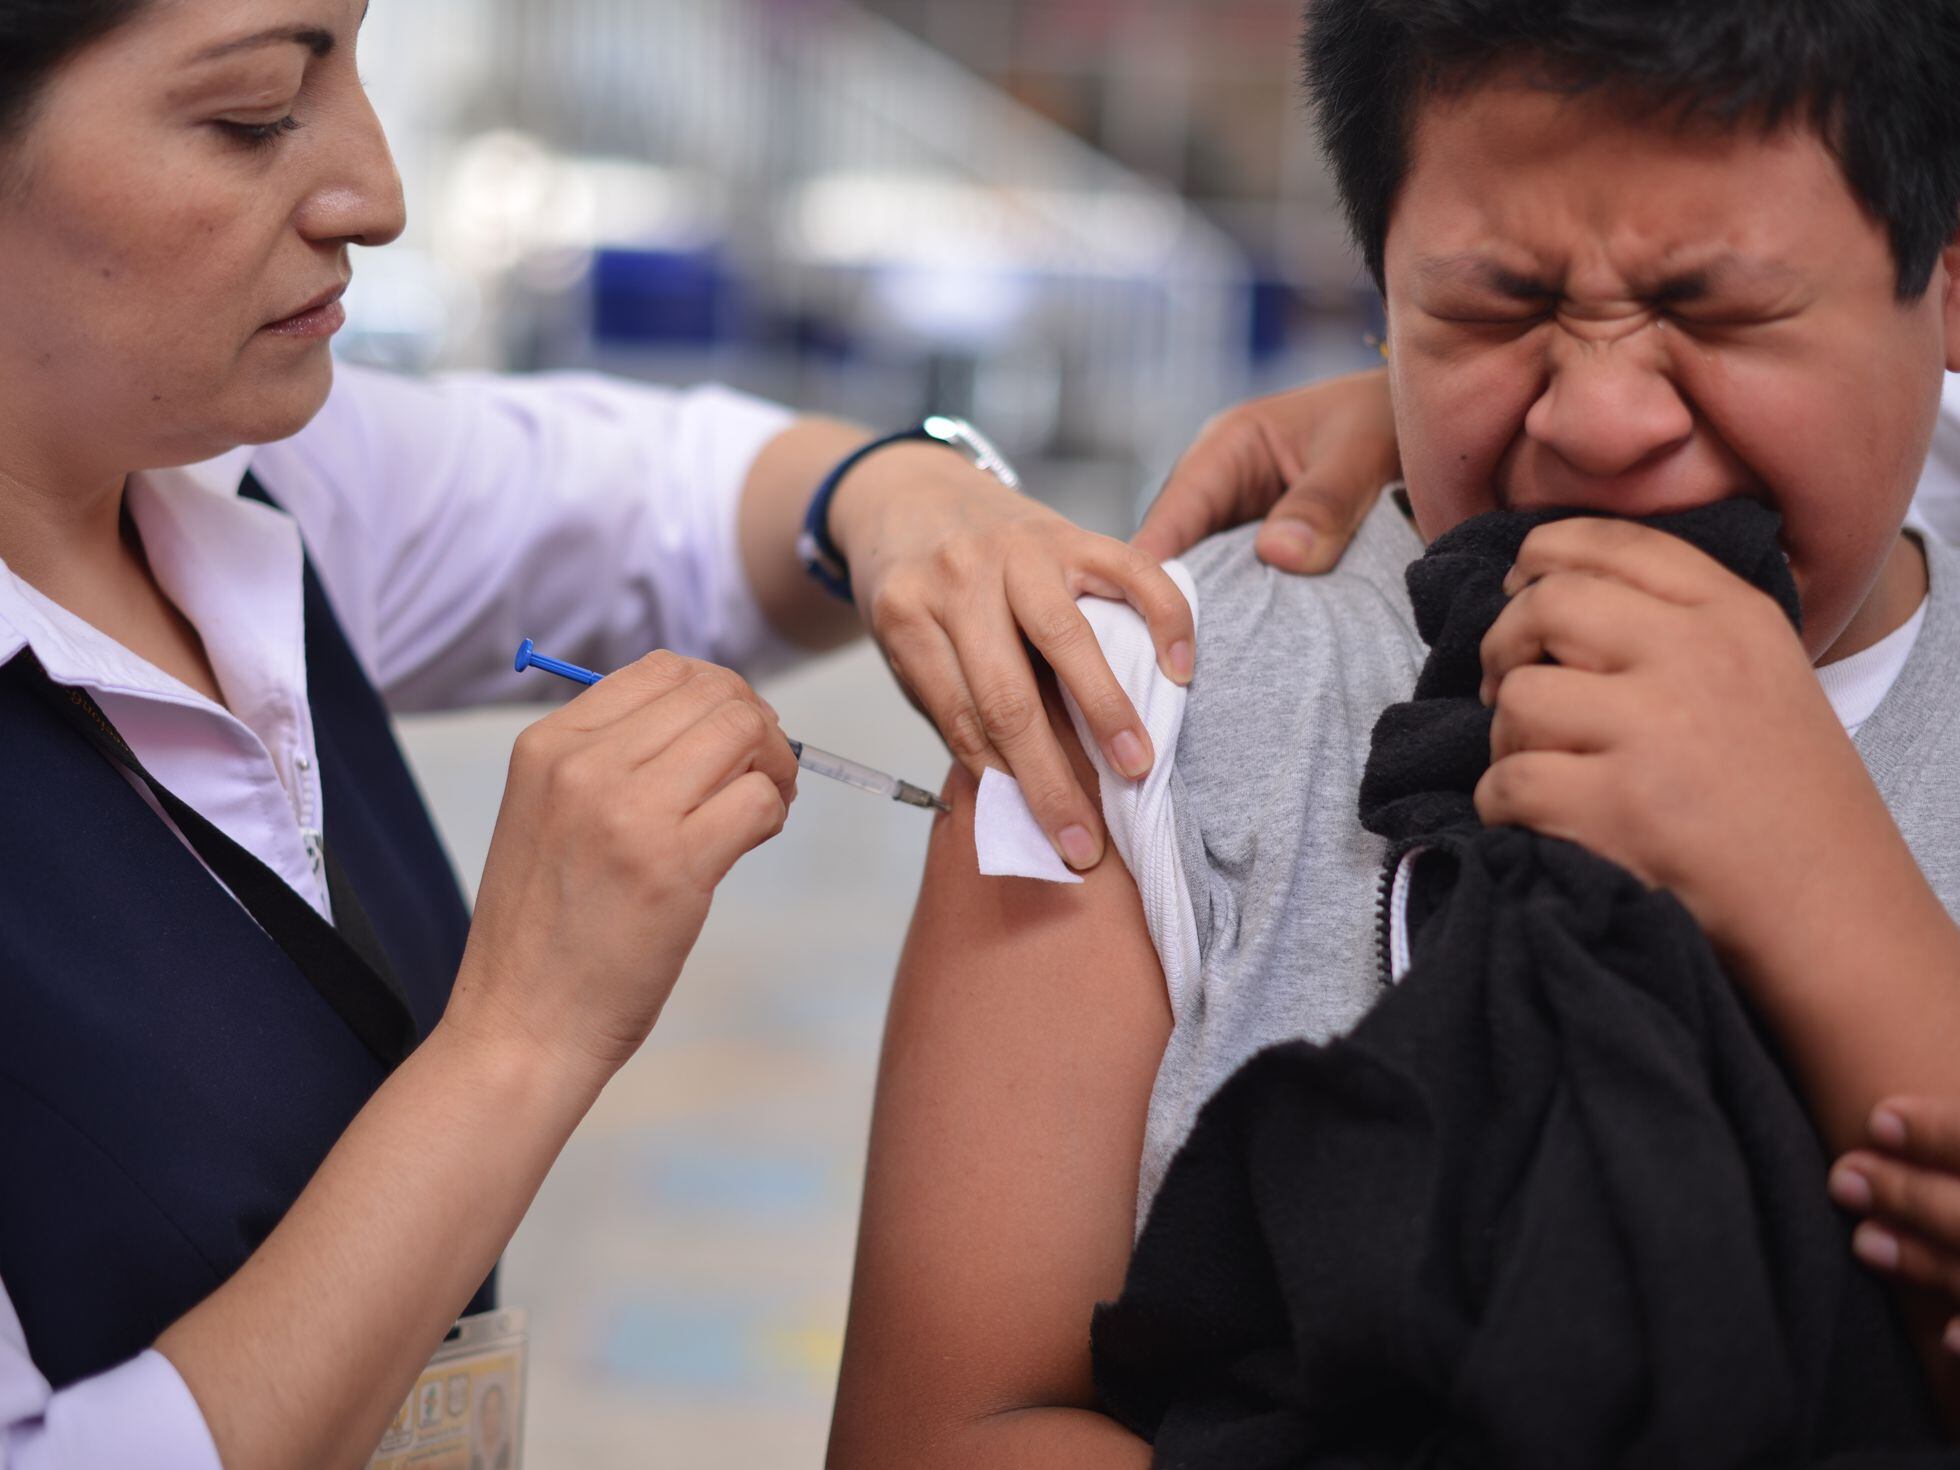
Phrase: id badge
[{"left": 368, "top": 1308, "right": 527, "bottom": 1470}]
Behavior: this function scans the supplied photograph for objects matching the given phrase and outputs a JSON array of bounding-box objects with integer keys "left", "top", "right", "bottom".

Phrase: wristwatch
[{"left": 799, "top": 416, "right": 1023, "bottom": 602}]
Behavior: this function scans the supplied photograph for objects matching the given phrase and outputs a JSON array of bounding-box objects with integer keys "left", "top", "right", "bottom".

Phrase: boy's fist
[{"left": 1473, "top": 517, "right": 1904, "bottom": 967}]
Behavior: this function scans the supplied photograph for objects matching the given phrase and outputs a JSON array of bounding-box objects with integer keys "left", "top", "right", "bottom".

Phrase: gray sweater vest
[{"left": 1144, "top": 498, "right": 1960, "bottom": 1221}]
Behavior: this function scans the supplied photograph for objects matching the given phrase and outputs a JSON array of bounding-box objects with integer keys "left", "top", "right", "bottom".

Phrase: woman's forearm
[
  {"left": 736, "top": 416, "right": 1022, "bottom": 652},
  {"left": 738, "top": 418, "right": 876, "bottom": 651},
  {"left": 155, "top": 1022, "right": 601, "bottom": 1470}
]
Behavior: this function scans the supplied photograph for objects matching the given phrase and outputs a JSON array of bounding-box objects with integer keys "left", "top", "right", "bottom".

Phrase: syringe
[
  {"left": 515, "top": 640, "right": 950, "bottom": 815},
  {"left": 786, "top": 739, "right": 946, "bottom": 812}
]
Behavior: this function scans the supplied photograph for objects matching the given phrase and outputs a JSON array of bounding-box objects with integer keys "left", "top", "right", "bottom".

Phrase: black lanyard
[{"left": 8, "top": 652, "right": 419, "bottom": 1070}]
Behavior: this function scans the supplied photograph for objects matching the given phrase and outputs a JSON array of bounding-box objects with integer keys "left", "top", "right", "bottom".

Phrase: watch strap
[{"left": 798, "top": 426, "right": 935, "bottom": 602}]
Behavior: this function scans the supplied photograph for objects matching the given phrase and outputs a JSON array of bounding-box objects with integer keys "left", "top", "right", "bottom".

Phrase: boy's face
[{"left": 1383, "top": 76, "right": 1960, "bottom": 661}]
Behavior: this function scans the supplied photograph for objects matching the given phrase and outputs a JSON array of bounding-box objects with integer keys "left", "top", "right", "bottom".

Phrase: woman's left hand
[
  {"left": 830, "top": 442, "right": 1194, "bottom": 872},
  {"left": 1831, "top": 1098, "right": 1960, "bottom": 1354}
]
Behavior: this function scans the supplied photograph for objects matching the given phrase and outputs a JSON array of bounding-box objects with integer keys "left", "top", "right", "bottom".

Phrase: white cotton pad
[{"left": 974, "top": 767, "right": 1083, "bottom": 885}]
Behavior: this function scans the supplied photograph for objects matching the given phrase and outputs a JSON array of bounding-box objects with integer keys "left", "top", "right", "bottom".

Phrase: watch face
[{"left": 923, "top": 417, "right": 1022, "bottom": 491}]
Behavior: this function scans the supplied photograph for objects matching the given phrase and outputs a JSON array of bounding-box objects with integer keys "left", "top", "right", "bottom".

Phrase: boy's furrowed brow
[
  {"left": 1413, "top": 254, "right": 1555, "bottom": 299},
  {"left": 1413, "top": 250, "right": 1803, "bottom": 303},
  {"left": 1640, "top": 253, "right": 1805, "bottom": 304}
]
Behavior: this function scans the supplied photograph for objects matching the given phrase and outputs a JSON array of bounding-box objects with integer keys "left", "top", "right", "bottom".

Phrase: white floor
[{"left": 397, "top": 642, "right": 947, "bottom": 1468}]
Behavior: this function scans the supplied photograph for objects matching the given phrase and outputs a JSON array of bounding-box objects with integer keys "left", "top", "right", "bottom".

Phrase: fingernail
[
  {"left": 1111, "top": 729, "right": 1152, "bottom": 780},
  {"left": 1945, "top": 1318, "right": 1960, "bottom": 1357},
  {"left": 1871, "top": 1107, "right": 1908, "bottom": 1151},
  {"left": 1259, "top": 521, "right": 1317, "bottom": 569},
  {"left": 1828, "top": 1166, "right": 1873, "bottom": 1212},
  {"left": 1059, "top": 825, "right": 1101, "bottom": 871},
  {"left": 1853, "top": 1223, "right": 1900, "bottom": 1272},
  {"left": 1168, "top": 640, "right": 1195, "bottom": 685}
]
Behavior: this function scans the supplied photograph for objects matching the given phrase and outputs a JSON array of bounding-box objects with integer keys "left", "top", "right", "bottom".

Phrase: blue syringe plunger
[{"left": 514, "top": 639, "right": 601, "bottom": 686}]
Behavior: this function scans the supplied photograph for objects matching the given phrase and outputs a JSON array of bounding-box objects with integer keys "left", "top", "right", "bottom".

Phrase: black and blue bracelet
[{"left": 797, "top": 427, "right": 937, "bottom": 602}]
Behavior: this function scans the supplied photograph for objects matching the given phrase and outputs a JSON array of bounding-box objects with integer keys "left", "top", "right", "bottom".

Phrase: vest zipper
[
  {"left": 1374, "top": 839, "right": 1419, "bottom": 988},
  {"left": 1376, "top": 834, "right": 1460, "bottom": 987}
]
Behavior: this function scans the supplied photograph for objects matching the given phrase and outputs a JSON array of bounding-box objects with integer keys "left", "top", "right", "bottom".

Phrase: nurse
[{"left": 0, "top": 0, "right": 1332, "bottom": 1464}]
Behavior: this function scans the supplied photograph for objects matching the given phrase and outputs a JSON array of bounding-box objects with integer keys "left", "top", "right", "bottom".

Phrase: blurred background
[{"left": 351, "top": 0, "right": 1377, "bottom": 1462}]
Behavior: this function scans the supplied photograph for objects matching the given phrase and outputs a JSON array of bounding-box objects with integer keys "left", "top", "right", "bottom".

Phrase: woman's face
[{"left": 0, "top": 0, "right": 403, "bottom": 482}]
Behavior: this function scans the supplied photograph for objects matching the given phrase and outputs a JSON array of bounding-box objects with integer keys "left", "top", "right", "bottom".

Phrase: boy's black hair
[
  {"left": 0, "top": 1, "right": 147, "bottom": 140},
  {"left": 1303, "top": 0, "right": 1960, "bottom": 300}
]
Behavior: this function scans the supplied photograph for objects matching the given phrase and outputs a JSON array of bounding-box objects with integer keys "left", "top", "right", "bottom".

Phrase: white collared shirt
[
  {"left": 0, "top": 365, "right": 796, "bottom": 924},
  {"left": 2, "top": 363, "right": 794, "bottom": 1470}
]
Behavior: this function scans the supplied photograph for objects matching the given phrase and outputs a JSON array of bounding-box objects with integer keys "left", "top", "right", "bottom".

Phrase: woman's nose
[
  {"left": 1523, "top": 330, "right": 1695, "bottom": 484},
  {"left": 295, "top": 87, "right": 408, "bottom": 249}
]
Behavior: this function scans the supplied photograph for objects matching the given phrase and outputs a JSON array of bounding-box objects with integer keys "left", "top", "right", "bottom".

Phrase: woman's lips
[{"left": 262, "top": 287, "right": 347, "bottom": 339}]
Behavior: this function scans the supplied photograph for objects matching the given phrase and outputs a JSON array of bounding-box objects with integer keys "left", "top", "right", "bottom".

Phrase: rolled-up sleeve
[
  {"left": 3, "top": 1287, "right": 218, "bottom": 1470},
  {"left": 249, "top": 365, "right": 801, "bottom": 713}
]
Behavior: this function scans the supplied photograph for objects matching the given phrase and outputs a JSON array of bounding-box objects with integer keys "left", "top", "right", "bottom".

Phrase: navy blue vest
[{"left": 0, "top": 483, "right": 488, "bottom": 1389}]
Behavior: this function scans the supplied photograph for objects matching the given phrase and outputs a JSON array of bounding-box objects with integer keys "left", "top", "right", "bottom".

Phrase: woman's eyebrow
[{"left": 188, "top": 25, "right": 337, "bottom": 64}]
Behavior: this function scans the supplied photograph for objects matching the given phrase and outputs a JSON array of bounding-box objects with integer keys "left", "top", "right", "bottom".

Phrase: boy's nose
[{"left": 1521, "top": 331, "right": 1696, "bottom": 497}]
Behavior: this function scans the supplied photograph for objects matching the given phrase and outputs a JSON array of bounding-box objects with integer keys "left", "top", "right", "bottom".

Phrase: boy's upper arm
[{"left": 830, "top": 696, "right": 1173, "bottom": 1465}]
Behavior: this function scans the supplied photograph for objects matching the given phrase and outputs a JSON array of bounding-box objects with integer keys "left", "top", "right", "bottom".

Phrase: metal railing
[{"left": 466, "top": 0, "right": 1254, "bottom": 470}]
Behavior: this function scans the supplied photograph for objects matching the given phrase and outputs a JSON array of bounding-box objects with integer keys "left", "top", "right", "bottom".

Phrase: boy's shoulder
[
  {"left": 1167, "top": 495, "right": 1430, "bottom": 911},
  {"left": 1176, "top": 494, "right": 1428, "bottom": 733}
]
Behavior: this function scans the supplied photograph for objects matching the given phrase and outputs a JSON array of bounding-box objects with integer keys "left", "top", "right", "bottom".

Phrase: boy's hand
[
  {"left": 1473, "top": 517, "right": 1897, "bottom": 962},
  {"left": 1831, "top": 1099, "right": 1960, "bottom": 1356}
]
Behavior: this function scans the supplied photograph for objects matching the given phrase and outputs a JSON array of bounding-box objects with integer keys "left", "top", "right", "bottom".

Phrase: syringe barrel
[{"left": 794, "top": 743, "right": 899, "bottom": 800}]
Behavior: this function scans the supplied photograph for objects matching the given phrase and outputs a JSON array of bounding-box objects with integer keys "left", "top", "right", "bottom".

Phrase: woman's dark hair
[
  {"left": 1303, "top": 0, "right": 1960, "bottom": 300},
  {"left": 0, "top": 1, "right": 148, "bottom": 140}
]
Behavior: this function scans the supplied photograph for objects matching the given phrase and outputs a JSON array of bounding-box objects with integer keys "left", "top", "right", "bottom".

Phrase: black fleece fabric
[{"left": 1090, "top": 502, "right": 1953, "bottom": 1468}]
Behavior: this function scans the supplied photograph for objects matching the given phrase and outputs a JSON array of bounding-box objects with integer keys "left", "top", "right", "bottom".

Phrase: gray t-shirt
[{"left": 1124, "top": 499, "right": 1960, "bottom": 1222}]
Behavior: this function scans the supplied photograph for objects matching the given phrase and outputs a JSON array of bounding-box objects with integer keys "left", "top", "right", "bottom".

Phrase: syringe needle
[
  {"left": 893, "top": 781, "right": 952, "bottom": 814},
  {"left": 789, "top": 741, "right": 952, "bottom": 814},
  {"left": 514, "top": 641, "right": 951, "bottom": 816}
]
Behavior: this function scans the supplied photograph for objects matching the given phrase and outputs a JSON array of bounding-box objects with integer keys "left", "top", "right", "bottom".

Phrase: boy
[{"left": 829, "top": 1, "right": 1960, "bottom": 1462}]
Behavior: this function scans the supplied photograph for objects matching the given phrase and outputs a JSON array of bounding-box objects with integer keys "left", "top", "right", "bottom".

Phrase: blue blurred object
[
  {"left": 590, "top": 246, "right": 734, "bottom": 348},
  {"left": 1248, "top": 272, "right": 1299, "bottom": 364}
]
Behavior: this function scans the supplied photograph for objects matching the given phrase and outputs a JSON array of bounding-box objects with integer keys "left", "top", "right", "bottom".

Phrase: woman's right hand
[{"left": 445, "top": 652, "right": 798, "bottom": 1085}]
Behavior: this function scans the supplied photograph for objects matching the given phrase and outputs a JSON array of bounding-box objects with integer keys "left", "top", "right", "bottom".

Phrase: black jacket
[{"left": 1091, "top": 502, "right": 1950, "bottom": 1468}]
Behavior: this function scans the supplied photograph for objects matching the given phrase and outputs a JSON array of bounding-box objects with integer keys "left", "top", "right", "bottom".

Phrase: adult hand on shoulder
[
  {"left": 824, "top": 367, "right": 1396, "bottom": 872},
  {"left": 1132, "top": 367, "right": 1401, "bottom": 574},
  {"left": 832, "top": 443, "right": 1193, "bottom": 873},
  {"left": 445, "top": 653, "right": 798, "bottom": 1087},
  {"left": 1831, "top": 1099, "right": 1960, "bottom": 1354}
]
